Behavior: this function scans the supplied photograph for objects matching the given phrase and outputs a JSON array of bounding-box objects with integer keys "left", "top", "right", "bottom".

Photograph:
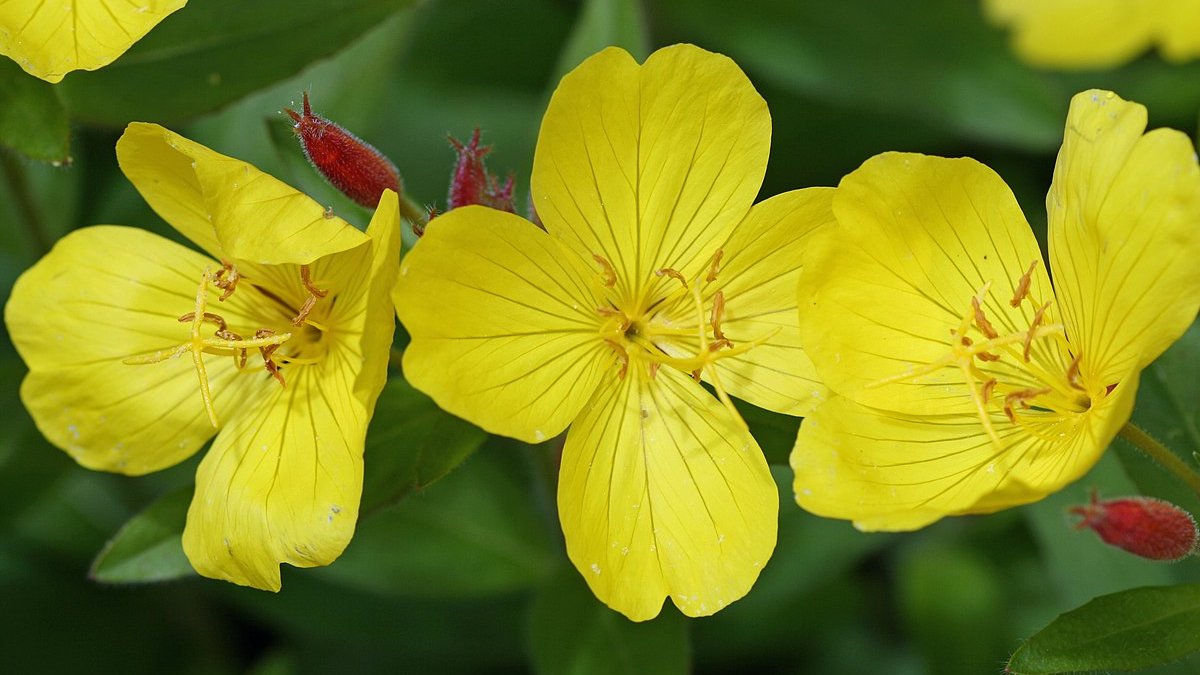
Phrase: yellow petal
[
  {"left": 1049, "top": 90, "right": 1200, "bottom": 388},
  {"left": 0, "top": 0, "right": 186, "bottom": 83},
  {"left": 116, "top": 123, "right": 367, "bottom": 265},
  {"left": 181, "top": 195, "right": 399, "bottom": 590},
  {"left": 395, "top": 206, "right": 609, "bottom": 444},
  {"left": 531, "top": 44, "right": 770, "bottom": 301},
  {"left": 4, "top": 226, "right": 262, "bottom": 474},
  {"left": 559, "top": 365, "right": 777, "bottom": 621},
  {"left": 183, "top": 365, "right": 359, "bottom": 591},
  {"left": 791, "top": 375, "right": 1136, "bottom": 531},
  {"left": 983, "top": 0, "right": 1157, "bottom": 69},
  {"left": 800, "top": 152, "right": 1054, "bottom": 416}
]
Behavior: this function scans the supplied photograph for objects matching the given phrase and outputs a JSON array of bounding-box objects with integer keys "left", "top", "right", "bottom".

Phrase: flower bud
[
  {"left": 1070, "top": 492, "right": 1199, "bottom": 561},
  {"left": 447, "top": 128, "right": 515, "bottom": 213},
  {"left": 285, "top": 92, "right": 402, "bottom": 209}
]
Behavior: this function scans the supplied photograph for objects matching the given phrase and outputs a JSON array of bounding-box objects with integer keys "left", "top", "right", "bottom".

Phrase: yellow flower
[
  {"left": 4, "top": 123, "right": 400, "bottom": 589},
  {"left": 0, "top": 0, "right": 186, "bottom": 83},
  {"left": 984, "top": 0, "right": 1200, "bottom": 68},
  {"left": 791, "top": 90, "right": 1200, "bottom": 531},
  {"left": 394, "top": 44, "right": 832, "bottom": 620}
]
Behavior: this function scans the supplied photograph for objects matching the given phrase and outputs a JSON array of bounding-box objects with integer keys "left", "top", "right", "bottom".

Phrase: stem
[
  {"left": 0, "top": 151, "right": 52, "bottom": 256},
  {"left": 398, "top": 193, "right": 428, "bottom": 229},
  {"left": 1119, "top": 421, "right": 1200, "bottom": 498}
]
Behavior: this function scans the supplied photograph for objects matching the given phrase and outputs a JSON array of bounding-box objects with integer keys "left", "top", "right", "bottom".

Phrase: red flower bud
[
  {"left": 285, "top": 92, "right": 402, "bottom": 209},
  {"left": 447, "top": 128, "right": 515, "bottom": 213},
  {"left": 1070, "top": 492, "right": 1199, "bottom": 561}
]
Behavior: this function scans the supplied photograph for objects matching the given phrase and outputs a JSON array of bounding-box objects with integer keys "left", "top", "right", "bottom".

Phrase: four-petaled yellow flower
[
  {"left": 984, "top": 0, "right": 1200, "bottom": 69},
  {"left": 0, "top": 0, "right": 187, "bottom": 83},
  {"left": 791, "top": 90, "right": 1200, "bottom": 531},
  {"left": 4, "top": 122, "right": 400, "bottom": 590},
  {"left": 394, "top": 44, "right": 832, "bottom": 620}
]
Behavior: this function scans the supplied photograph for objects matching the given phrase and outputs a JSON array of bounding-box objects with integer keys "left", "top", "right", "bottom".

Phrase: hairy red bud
[
  {"left": 447, "top": 128, "right": 515, "bottom": 213},
  {"left": 285, "top": 92, "right": 402, "bottom": 209},
  {"left": 1070, "top": 492, "right": 1199, "bottom": 561}
]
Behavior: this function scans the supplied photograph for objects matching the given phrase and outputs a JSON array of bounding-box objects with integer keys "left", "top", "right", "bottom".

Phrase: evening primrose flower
[
  {"left": 4, "top": 123, "right": 400, "bottom": 589},
  {"left": 394, "top": 44, "right": 832, "bottom": 620},
  {"left": 792, "top": 90, "right": 1200, "bottom": 531},
  {"left": 0, "top": 0, "right": 186, "bottom": 83},
  {"left": 985, "top": 0, "right": 1200, "bottom": 68}
]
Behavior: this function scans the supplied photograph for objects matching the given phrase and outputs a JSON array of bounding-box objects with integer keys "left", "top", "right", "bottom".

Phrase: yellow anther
[
  {"left": 981, "top": 378, "right": 997, "bottom": 402},
  {"left": 710, "top": 290, "right": 730, "bottom": 345},
  {"left": 604, "top": 338, "right": 629, "bottom": 379},
  {"left": 292, "top": 264, "right": 328, "bottom": 327},
  {"left": 1010, "top": 260, "right": 1039, "bottom": 308},
  {"left": 655, "top": 267, "right": 688, "bottom": 288},
  {"left": 1023, "top": 302, "right": 1051, "bottom": 362},
  {"left": 971, "top": 293, "right": 999, "bottom": 339},
  {"left": 705, "top": 249, "right": 724, "bottom": 283},
  {"left": 213, "top": 260, "right": 240, "bottom": 302},
  {"left": 593, "top": 254, "right": 617, "bottom": 288},
  {"left": 1003, "top": 387, "right": 1052, "bottom": 423}
]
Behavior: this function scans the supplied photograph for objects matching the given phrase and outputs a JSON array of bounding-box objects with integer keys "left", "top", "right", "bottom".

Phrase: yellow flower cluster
[{"left": 5, "top": 39, "right": 1199, "bottom": 624}]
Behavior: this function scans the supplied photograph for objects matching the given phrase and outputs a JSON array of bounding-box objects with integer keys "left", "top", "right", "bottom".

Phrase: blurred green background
[{"left": 4, "top": 0, "right": 1200, "bottom": 673}]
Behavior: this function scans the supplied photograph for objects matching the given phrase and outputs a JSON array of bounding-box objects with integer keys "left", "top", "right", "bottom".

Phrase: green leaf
[
  {"left": 553, "top": 0, "right": 649, "bottom": 80},
  {"left": 653, "top": 0, "right": 1064, "bottom": 151},
  {"left": 59, "top": 0, "right": 416, "bottom": 127},
  {"left": 89, "top": 484, "right": 194, "bottom": 584},
  {"left": 359, "top": 377, "right": 488, "bottom": 514},
  {"left": 0, "top": 60, "right": 69, "bottom": 162},
  {"left": 1008, "top": 584, "right": 1200, "bottom": 674},
  {"left": 316, "top": 443, "right": 557, "bottom": 597},
  {"left": 528, "top": 565, "right": 690, "bottom": 675}
]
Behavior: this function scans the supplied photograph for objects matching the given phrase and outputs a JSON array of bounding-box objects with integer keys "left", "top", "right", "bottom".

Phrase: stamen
[
  {"left": 654, "top": 267, "right": 688, "bottom": 288},
  {"left": 977, "top": 351, "right": 1000, "bottom": 362},
  {"left": 647, "top": 362, "right": 661, "bottom": 380},
  {"left": 981, "top": 378, "right": 997, "bottom": 402},
  {"left": 971, "top": 293, "right": 999, "bottom": 339},
  {"left": 257, "top": 328, "right": 286, "bottom": 386},
  {"left": 291, "top": 264, "right": 328, "bottom": 327},
  {"left": 959, "top": 359, "right": 1003, "bottom": 451},
  {"left": 1023, "top": 302, "right": 1051, "bottom": 362},
  {"left": 710, "top": 290, "right": 730, "bottom": 345},
  {"left": 178, "top": 311, "right": 228, "bottom": 331},
  {"left": 213, "top": 261, "right": 240, "bottom": 302},
  {"left": 604, "top": 338, "right": 629, "bottom": 379},
  {"left": 705, "top": 249, "right": 724, "bottom": 283},
  {"left": 1010, "top": 260, "right": 1039, "bottom": 307},
  {"left": 215, "top": 327, "right": 247, "bottom": 369},
  {"left": 593, "top": 254, "right": 617, "bottom": 288},
  {"left": 1003, "top": 387, "right": 1052, "bottom": 423}
]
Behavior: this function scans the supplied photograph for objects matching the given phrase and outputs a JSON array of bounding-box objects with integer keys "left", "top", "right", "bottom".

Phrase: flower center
[
  {"left": 591, "top": 249, "right": 775, "bottom": 427},
  {"left": 122, "top": 263, "right": 332, "bottom": 428},
  {"left": 870, "top": 259, "right": 1092, "bottom": 450}
]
